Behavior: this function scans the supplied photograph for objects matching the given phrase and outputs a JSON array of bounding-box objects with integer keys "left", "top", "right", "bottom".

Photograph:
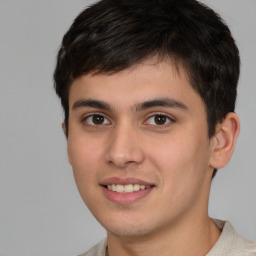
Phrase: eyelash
[
  {"left": 144, "top": 113, "right": 175, "bottom": 127},
  {"left": 81, "top": 112, "right": 175, "bottom": 127},
  {"left": 82, "top": 113, "right": 111, "bottom": 127}
]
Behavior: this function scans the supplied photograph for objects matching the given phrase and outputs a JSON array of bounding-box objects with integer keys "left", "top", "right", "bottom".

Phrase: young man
[{"left": 54, "top": 0, "right": 256, "bottom": 255}]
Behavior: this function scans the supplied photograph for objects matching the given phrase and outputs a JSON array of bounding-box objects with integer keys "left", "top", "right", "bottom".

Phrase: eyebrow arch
[
  {"left": 72, "top": 98, "right": 188, "bottom": 112},
  {"left": 72, "top": 99, "right": 111, "bottom": 111},
  {"left": 134, "top": 98, "right": 188, "bottom": 112}
]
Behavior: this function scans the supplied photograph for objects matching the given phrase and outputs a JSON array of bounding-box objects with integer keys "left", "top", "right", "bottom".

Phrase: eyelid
[
  {"left": 143, "top": 112, "right": 175, "bottom": 126},
  {"left": 81, "top": 112, "right": 111, "bottom": 126}
]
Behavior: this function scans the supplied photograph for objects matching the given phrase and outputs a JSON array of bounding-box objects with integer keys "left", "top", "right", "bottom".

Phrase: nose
[{"left": 105, "top": 124, "right": 145, "bottom": 169}]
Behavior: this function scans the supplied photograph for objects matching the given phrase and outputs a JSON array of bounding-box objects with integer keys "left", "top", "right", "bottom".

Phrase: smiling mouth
[
  {"left": 105, "top": 184, "right": 152, "bottom": 193},
  {"left": 101, "top": 179, "right": 155, "bottom": 204}
]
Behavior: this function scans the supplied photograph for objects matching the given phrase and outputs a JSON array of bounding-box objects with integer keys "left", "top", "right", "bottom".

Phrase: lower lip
[{"left": 101, "top": 186, "right": 154, "bottom": 204}]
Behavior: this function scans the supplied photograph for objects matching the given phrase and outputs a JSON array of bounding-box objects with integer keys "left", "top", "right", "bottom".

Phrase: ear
[
  {"left": 62, "top": 122, "right": 68, "bottom": 138},
  {"left": 209, "top": 113, "right": 240, "bottom": 169},
  {"left": 62, "top": 122, "right": 72, "bottom": 164}
]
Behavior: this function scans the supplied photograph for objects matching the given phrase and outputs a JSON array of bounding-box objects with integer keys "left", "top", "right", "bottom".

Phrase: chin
[
  {"left": 98, "top": 214, "right": 157, "bottom": 238},
  {"left": 106, "top": 224, "right": 153, "bottom": 238}
]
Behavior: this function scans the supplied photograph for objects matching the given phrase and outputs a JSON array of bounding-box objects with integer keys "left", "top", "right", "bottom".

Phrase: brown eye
[
  {"left": 85, "top": 114, "right": 110, "bottom": 125},
  {"left": 92, "top": 115, "right": 104, "bottom": 124},
  {"left": 146, "top": 114, "right": 172, "bottom": 126},
  {"left": 154, "top": 115, "right": 167, "bottom": 125}
]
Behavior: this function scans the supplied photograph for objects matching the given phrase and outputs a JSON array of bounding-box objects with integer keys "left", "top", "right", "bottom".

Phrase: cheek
[
  {"left": 147, "top": 133, "right": 210, "bottom": 190},
  {"left": 68, "top": 139, "right": 104, "bottom": 210},
  {"left": 68, "top": 131, "right": 102, "bottom": 166},
  {"left": 67, "top": 135, "right": 102, "bottom": 190},
  {"left": 147, "top": 136, "right": 200, "bottom": 171},
  {"left": 149, "top": 139, "right": 210, "bottom": 217}
]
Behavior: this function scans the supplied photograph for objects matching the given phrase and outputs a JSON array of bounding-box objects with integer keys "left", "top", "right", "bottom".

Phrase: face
[{"left": 67, "top": 60, "right": 215, "bottom": 239}]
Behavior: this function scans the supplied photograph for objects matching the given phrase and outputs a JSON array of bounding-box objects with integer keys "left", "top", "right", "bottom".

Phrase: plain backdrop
[{"left": 0, "top": 0, "right": 255, "bottom": 255}]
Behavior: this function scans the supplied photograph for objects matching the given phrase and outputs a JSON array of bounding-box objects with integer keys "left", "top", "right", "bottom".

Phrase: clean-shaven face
[{"left": 67, "top": 60, "right": 215, "bottom": 238}]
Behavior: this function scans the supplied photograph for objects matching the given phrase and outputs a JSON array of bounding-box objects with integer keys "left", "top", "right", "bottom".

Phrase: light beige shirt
[{"left": 79, "top": 220, "right": 256, "bottom": 256}]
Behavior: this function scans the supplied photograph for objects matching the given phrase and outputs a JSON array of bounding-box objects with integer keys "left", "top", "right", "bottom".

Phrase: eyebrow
[
  {"left": 134, "top": 98, "right": 188, "bottom": 112},
  {"left": 72, "top": 98, "right": 188, "bottom": 112},
  {"left": 72, "top": 99, "right": 111, "bottom": 111}
]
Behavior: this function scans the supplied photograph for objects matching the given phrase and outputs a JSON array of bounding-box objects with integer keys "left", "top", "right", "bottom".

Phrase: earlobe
[{"left": 209, "top": 113, "right": 240, "bottom": 169}]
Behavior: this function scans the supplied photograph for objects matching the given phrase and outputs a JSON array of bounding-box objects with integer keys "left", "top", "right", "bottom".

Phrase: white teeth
[
  {"left": 116, "top": 185, "right": 124, "bottom": 193},
  {"left": 125, "top": 184, "right": 133, "bottom": 193},
  {"left": 106, "top": 184, "right": 151, "bottom": 193},
  {"left": 134, "top": 184, "right": 140, "bottom": 191}
]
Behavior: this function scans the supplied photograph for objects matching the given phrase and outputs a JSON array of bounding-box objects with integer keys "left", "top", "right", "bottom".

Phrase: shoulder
[
  {"left": 230, "top": 231, "right": 256, "bottom": 256},
  {"left": 207, "top": 220, "right": 256, "bottom": 256},
  {"left": 78, "top": 239, "right": 107, "bottom": 256}
]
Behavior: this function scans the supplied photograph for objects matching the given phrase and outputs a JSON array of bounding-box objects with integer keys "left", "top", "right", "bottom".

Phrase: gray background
[{"left": 0, "top": 0, "right": 255, "bottom": 255}]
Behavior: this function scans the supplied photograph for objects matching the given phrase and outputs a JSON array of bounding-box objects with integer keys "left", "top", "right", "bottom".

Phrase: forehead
[{"left": 68, "top": 59, "right": 205, "bottom": 113}]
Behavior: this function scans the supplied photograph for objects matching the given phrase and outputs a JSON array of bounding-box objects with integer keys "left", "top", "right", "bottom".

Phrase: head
[
  {"left": 54, "top": 0, "right": 240, "bottom": 180},
  {"left": 54, "top": 0, "right": 240, "bottom": 239},
  {"left": 54, "top": 0, "right": 240, "bottom": 138}
]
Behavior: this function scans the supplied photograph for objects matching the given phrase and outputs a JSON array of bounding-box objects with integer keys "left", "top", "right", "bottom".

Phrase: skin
[{"left": 66, "top": 59, "right": 239, "bottom": 256}]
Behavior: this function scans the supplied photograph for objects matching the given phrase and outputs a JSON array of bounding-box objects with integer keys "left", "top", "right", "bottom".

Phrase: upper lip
[{"left": 100, "top": 177, "right": 154, "bottom": 186}]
